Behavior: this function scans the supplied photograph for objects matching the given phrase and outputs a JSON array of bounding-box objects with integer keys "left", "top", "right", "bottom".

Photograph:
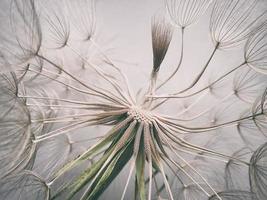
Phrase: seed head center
[{"left": 127, "top": 106, "right": 153, "bottom": 123}]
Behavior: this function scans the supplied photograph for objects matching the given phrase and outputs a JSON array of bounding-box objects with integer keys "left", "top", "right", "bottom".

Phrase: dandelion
[{"left": 0, "top": 0, "right": 267, "bottom": 200}]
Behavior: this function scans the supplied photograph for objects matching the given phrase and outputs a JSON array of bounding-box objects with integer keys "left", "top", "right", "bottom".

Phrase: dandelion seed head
[{"left": 0, "top": 0, "right": 267, "bottom": 200}]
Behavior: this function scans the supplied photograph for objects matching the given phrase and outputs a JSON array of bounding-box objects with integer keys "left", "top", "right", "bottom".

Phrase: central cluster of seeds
[{"left": 127, "top": 106, "right": 154, "bottom": 124}]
